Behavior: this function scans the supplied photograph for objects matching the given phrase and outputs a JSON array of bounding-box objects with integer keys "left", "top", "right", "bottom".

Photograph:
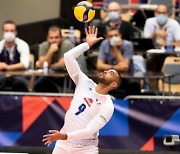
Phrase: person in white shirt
[
  {"left": 42, "top": 26, "right": 121, "bottom": 154},
  {"left": 144, "top": 4, "right": 180, "bottom": 48},
  {"left": 0, "top": 20, "right": 30, "bottom": 91}
]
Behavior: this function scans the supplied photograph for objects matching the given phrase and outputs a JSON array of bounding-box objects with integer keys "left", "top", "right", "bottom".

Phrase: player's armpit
[{"left": 100, "top": 115, "right": 107, "bottom": 122}]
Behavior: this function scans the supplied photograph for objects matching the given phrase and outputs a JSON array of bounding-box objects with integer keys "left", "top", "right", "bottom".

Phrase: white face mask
[
  {"left": 109, "top": 36, "right": 121, "bottom": 46},
  {"left": 108, "top": 11, "right": 119, "bottom": 21},
  {"left": 3, "top": 32, "right": 16, "bottom": 42},
  {"left": 156, "top": 15, "right": 168, "bottom": 25}
]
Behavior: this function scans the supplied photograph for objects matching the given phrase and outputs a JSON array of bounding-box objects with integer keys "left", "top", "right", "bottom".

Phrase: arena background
[
  {"left": 0, "top": 93, "right": 180, "bottom": 153},
  {"left": 0, "top": 0, "right": 180, "bottom": 153}
]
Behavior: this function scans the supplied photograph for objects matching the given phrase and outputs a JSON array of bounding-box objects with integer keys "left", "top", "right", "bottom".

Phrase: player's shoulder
[
  {"left": 78, "top": 73, "right": 96, "bottom": 89},
  {"left": 99, "top": 96, "right": 114, "bottom": 119},
  {"left": 86, "top": 78, "right": 96, "bottom": 90},
  {"left": 103, "top": 95, "right": 114, "bottom": 109},
  {"left": 82, "top": 72, "right": 95, "bottom": 83}
]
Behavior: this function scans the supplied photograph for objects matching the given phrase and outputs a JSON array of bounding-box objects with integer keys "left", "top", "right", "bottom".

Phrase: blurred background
[{"left": 0, "top": 0, "right": 180, "bottom": 154}]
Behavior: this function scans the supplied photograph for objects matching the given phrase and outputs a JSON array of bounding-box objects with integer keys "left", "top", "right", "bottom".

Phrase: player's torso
[{"left": 61, "top": 79, "right": 106, "bottom": 132}]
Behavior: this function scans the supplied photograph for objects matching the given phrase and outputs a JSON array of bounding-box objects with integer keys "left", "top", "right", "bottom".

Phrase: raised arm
[{"left": 64, "top": 26, "right": 103, "bottom": 84}]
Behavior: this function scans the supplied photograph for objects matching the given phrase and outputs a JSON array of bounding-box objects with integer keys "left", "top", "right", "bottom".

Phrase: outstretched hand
[
  {"left": 42, "top": 130, "right": 67, "bottom": 146},
  {"left": 85, "top": 26, "right": 103, "bottom": 47}
]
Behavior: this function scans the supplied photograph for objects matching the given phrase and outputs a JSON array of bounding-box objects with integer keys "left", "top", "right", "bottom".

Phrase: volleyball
[{"left": 74, "top": 1, "right": 95, "bottom": 23}]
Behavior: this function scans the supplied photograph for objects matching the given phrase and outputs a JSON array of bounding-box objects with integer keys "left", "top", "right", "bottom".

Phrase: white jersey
[{"left": 56, "top": 43, "right": 114, "bottom": 148}]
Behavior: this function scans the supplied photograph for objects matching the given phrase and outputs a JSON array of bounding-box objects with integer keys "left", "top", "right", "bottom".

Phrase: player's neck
[{"left": 95, "top": 84, "right": 110, "bottom": 95}]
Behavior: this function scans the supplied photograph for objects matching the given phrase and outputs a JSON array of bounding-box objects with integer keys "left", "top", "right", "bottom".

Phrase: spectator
[
  {"left": 144, "top": 4, "right": 180, "bottom": 48},
  {"left": 96, "top": 27, "right": 133, "bottom": 72},
  {"left": 34, "top": 26, "right": 73, "bottom": 92},
  {"left": 99, "top": 1, "right": 134, "bottom": 40},
  {"left": 96, "top": 27, "right": 140, "bottom": 98},
  {"left": 0, "top": 20, "right": 30, "bottom": 92}
]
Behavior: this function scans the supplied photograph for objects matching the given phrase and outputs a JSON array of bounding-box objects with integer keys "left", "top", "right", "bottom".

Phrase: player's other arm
[
  {"left": 64, "top": 26, "right": 103, "bottom": 84},
  {"left": 42, "top": 118, "right": 103, "bottom": 146},
  {"left": 42, "top": 107, "right": 113, "bottom": 146}
]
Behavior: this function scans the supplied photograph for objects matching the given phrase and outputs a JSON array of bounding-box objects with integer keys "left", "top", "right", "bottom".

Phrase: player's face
[
  {"left": 47, "top": 30, "right": 61, "bottom": 44},
  {"left": 98, "top": 69, "right": 120, "bottom": 88}
]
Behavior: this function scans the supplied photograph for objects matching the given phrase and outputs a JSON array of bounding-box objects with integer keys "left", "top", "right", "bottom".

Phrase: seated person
[
  {"left": 144, "top": 4, "right": 180, "bottom": 49},
  {"left": 34, "top": 26, "right": 73, "bottom": 92},
  {"left": 98, "top": 1, "right": 134, "bottom": 40},
  {"left": 0, "top": 20, "right": 30, "bottom": 92},
  {"left": 96, "top": 27, "right": 140, "bottom": 97}
]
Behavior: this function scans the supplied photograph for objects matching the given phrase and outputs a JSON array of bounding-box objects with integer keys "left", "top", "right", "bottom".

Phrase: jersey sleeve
[
  {"left": 94, "top": 103, "right": 114, "bottom": 126},
  {"left": 64, "top": 42, "right": 90, "bottom": 85},
  {"left": 67, "top": 102, "right": 114, "bottom": 140}
]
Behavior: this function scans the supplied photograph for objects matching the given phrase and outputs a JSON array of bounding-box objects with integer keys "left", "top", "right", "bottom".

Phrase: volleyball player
[{"left": 43, "top": 26, "right": 121, "bottom": 154}]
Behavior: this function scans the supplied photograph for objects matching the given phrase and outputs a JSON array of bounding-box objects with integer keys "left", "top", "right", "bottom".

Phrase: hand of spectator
[
  {"left": 49, "top": 43, "right": 59, "bottom": 53},
  {"left": 114, "top": 62, "right": 129, "bottom": 71},
  {"left": 155, "top": 30, "right": 167, "bottom": 38},
  {"left": 0, "top": 62, "right": 9, "bottom": 71},
  {"left": 114, "top": 37, "right": 122, "bottom": 47},
  {"left": 85, "top": 26, "right": 103, "bottom": 48},
  {"left": 156, "top": 38, "right": 166, "bottom": 46}
]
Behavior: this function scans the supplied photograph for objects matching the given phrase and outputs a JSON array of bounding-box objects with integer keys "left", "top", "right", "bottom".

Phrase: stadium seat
[{"left": 158, "top": 56, "right": 180, "bottom": 93}]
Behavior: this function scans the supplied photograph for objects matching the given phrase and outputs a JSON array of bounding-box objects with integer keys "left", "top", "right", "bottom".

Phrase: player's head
[
  {"left": 98, "top": 69, "right": 121, "bottom": 90},
  {"left": 47, "top": 26, "right": 62, "bottom": 44}
]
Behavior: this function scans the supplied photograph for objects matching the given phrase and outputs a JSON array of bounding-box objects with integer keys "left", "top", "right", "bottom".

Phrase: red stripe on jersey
[{"left": 84, "top": 98, "right": 93, "bottom": 107}]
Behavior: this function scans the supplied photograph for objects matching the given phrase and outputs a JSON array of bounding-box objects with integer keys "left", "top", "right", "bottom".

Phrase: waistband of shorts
[
  {"left": 71, "top": 139, "right": 98, "bottom": 147},
  {"left": 56, "top": 138, "right": 98, "bottom": 148}
]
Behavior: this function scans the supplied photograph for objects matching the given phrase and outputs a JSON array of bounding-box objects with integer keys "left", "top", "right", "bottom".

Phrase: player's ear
[{"left": 111, "top": 81, "right": 118, "bottom": 89}]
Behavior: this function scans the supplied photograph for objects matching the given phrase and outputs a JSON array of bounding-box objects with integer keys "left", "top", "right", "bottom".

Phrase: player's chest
[{"left": 73, "top": 86, "right": 103, "bottom": 116}]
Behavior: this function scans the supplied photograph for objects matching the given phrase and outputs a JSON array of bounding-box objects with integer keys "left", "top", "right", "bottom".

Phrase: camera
[{"left": 163, "top": 135, "right": 180, "bottom": 146}]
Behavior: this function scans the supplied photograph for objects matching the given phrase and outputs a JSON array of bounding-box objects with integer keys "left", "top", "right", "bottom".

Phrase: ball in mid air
[{"left": 74, "top": 1, "right": 95, "bottom": 23}]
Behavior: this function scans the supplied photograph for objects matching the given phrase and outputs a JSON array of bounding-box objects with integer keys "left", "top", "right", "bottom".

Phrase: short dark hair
[
  {"left": 2, "top": 20, "right": 17, "bottom": 30},
  {"left": 105, "top": 26, "right": 120, "bottom": 35},
  {"left": 116, "top": 72, "right": 122, "bottom": 88},
  {"left": 48, "top": 25, "right": 62, "bottom": 37}
]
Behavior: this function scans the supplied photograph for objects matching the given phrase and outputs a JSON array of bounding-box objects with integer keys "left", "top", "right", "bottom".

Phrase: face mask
[
  {"left": 109, "top": 36, "right": 121, "bottom": 46},
  {"left": 156, "top": 15, "right": 168, "bottom": 25},
  {"left": 3, "top": 32, "right": 16, "bottom": 42},
  {"left": 108, "top": 11, "right": 119, "bottom": 21}
]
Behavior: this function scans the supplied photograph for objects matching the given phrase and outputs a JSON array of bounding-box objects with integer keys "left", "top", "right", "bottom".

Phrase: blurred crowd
[{"left": 0, "top": 0, "right": 180, "bottom": 98}]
